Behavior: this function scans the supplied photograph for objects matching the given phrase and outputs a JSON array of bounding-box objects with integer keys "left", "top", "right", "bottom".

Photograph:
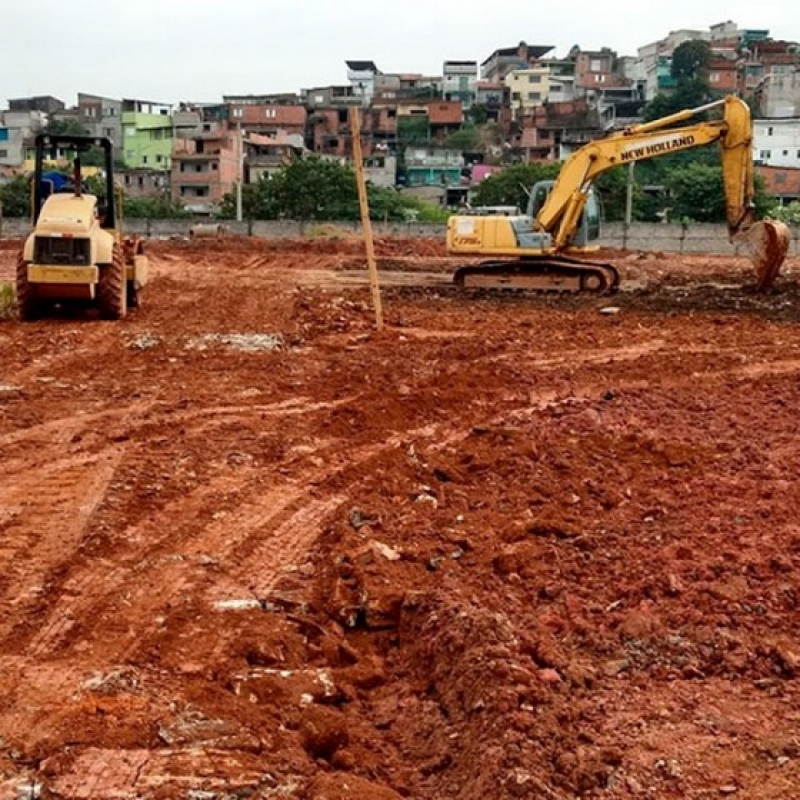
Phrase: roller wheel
[
  {"left": 16, "top": 251, "right": 41, "bottom": 321},
  {"left": 97, "top": 245, "right": 127, "bottom": 320}
]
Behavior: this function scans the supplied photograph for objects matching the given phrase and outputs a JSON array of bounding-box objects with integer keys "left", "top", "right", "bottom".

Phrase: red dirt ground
[{"left": 0, "top": 235, "right": 799, "bottom": 799}]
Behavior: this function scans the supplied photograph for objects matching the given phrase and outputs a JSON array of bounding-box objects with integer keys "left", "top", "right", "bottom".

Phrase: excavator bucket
[{"left": 741, "top": 220, "right": 791, "bottom": 291}]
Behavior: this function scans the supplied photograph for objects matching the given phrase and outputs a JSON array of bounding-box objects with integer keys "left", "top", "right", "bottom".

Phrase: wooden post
[{"left": 349, "top": 106, "right": 384, "bottom": 331}]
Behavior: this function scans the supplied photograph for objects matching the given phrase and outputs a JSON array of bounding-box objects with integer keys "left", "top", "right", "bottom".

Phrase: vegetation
[
  {"left": 470, "top": 162, "right": 561, "bottom": 210},
  {"left": 218, "top": 155, "right": 448, "bottom": 222},
  {"left": 671, "top": 40, "right": 712, "bottom": 83},
  {"left": 442, "top": 125, "right": 480, "bottom": 152},
  {"left": 44, "top": 119, "right": 89, "bottom": 136},
  {"left": 122, "top": 194, "right": 192, "bottom": 219},
  {"left": 0, "top": 283, "right": 16, "bottom": 320},
  {"left": 0, "top": 174, "right": 31, "bottom": 217},
  {"left": 769, "top": 201, "right": 800, "bottom": 224},
  {"left": 643, "top": 40, "right": 715, "bottom": 122}
]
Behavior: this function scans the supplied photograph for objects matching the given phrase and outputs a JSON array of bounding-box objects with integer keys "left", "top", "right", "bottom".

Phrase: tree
[
  {"left": 471, "top": 162, "right": 561, "bottom": 210},
  {"left": 643, "top": 78, "right": 711, "bottom": 122},
  {"left": 671, "top": 40, "right": 712, "bottom": 83},
  {"left": 218, "top": 156, "right": 447, "bottom": 222},
  {"left": 123, "top": 194, "right": 192, "bottom": 219},
  {"left": 442, "top": 125, "right": 480, "bottom": 152},
  {"left": 0, "top": 174, "right": 31, "bottom": 217},
  {"left": 44, "top": 118, "right": 89, "bottom": 136},
  {"left": 664, "top": 163, "right": 774, "bottom": 223},
  {"left": 769, "top": 200, "right": 800, "bottom": 224}
]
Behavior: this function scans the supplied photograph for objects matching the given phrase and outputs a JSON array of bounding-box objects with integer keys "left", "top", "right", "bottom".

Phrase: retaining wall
[{"left": 2, "top": 217, "right": 798, "bottom": 256}]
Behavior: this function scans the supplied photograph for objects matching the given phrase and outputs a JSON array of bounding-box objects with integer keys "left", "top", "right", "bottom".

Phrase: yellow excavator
[{"left": 447, "top": 95, "right": 790, "bottom": 293}]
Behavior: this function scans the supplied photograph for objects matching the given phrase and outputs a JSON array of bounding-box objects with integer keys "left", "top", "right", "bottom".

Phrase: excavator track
[{"left": 454, "top": 256, "right": 620, "bottom": 294}]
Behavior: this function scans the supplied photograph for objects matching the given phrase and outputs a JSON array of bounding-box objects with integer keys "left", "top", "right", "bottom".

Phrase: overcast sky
[{"left": 2, "top": 0, "right": 797, "bottom": 106}]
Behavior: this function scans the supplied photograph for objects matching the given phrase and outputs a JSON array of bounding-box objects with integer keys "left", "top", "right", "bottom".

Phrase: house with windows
[
  {"left": 505, "top": 65, "right": 551, "bottom": 110},
  {"left": 481, "top": 42, "right": 554, "bottom": 81},
  {"left": 227, "top": 103, "right": 307, "bottom": 138},
  {"left": 0, "top": 109, "right": 47, "bottom": 168},
  {"left": 753, "top": 117, "right": 800, "bottom": 168},
  {"left": 121, "top": 99, "right": 174, "bottom": 170},
  {"left": 442, "top": 61, "right": 478, "bottom": 108},
  {"left": 171, "top": 124, "right": 239, "bottom": 212}
]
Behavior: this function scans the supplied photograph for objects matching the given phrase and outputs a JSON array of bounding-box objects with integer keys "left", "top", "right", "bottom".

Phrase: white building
[
  {"left": 753, "top": 117, "right": 800, "bottom": 168},
  {"left": 443, "top": 61, "right": 478, "bottom": 108},
  {"left": 346, "top": 60, "right": 381, "bottom": 103},
  {"left": 0, "top": 110, "right": 47, "bottom": 168}
]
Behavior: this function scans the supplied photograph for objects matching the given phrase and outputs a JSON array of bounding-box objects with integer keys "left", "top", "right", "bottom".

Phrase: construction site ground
[{"left": 1, "top": 234, "right": 799, "bottom": 800}]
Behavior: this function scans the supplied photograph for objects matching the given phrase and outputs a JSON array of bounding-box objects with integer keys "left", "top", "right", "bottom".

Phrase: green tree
[
  {"left": 0, "top": 174, "right": 31, "bottom": 217},
  {"left": 594, "top": 168, "right": 641, "bottom": 222},
  {"left": 643, "top": 78, "right": 711, "bottom": 122},
  {"left": 671, "top": 40, "right": 712, "bottom": 83},
  {"left": 471, "top": 162, "right": 561, "bottom": 210},
  {"left": 664, "top": 163, "right": 774, "bottom": 222},
  {"left": 44, "top": 118, "right": 89, "bottom": 136},
  {"left": 122, "top": 194, "right": 192, "bottom": 219},
  {"left": 769, "top": 200, "right": 800, "bottom": 224},
  {"left": 218, "top": 156, "right": 447, "bottom": 222},
  {"left": 468, "top": 105, "right": 489, "bottom": 125},
  {"left": 443, "top": 125, "right": 480, "bottom": 152}
]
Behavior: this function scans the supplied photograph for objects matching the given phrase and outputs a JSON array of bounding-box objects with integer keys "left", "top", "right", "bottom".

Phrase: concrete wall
[{"left": 1, "top": 217, "right": 799, "bottom": 256}]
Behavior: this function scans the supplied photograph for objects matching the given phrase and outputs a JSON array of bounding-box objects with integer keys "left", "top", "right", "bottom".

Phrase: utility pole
[
  {"left": 236, "top": 121, "right": 243, "bottom": 223},
  {"left": 623, "top": 161, "right": 635, "bottom": 249},
  {"left": 349, "top": 106, "right": 384, "bottom": 331}
]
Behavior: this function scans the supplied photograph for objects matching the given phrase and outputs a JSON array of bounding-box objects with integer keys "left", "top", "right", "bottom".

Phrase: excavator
[{"left": 447, "top": 95, "right": 790, "bottom": 293}]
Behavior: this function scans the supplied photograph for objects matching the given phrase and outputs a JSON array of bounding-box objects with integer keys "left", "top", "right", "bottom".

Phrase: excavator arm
[{"left": 536, "top": 96, "right": 788, "bottom": 289}]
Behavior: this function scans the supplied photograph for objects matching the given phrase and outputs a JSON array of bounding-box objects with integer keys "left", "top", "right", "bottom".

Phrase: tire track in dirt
[{"left": 0, "top": 448, "right": 125, "bottom": 643}]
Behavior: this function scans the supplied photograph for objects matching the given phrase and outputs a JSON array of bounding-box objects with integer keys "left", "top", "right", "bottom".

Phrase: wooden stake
[{"left": 349, "top": 106, "right": 384, "bottom": 331}]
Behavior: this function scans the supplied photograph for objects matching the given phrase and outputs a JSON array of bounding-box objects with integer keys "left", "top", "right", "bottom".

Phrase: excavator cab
[{"left": 528, "top": 181, "right": 601, "bottom": 246}]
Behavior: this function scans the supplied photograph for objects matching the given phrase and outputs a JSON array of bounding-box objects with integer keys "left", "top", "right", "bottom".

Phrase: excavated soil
[{"left": 0, "top": 235, "right": 799, "bottom": 799}]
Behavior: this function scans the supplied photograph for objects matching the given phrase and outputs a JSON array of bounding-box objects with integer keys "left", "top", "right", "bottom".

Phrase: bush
[
  {"left": 0, "top": 283, "right": 16, "bottom": 320},
  {"left": 219, "top": 156, "right": 447, "bottom": 223}
]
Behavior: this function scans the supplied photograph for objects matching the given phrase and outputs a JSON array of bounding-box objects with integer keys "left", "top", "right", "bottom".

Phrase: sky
[{"left": 2, "top": 0, "right": 797, "bottom": 107}]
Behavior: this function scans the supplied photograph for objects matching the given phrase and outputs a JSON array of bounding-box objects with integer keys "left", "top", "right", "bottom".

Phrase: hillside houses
[{"left": 2, "top": 19, "right": 799, "bottom": 212}]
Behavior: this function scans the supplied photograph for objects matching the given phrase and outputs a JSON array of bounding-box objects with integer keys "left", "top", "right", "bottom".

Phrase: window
[
  {"left": 212, "top": 162, "right": 218, "bottom": 170},
  {"left": 760, "top": 150, "right": 772, "bottom": 159},
  {"left": 590, "top": 59, "right": 602, "bottom": 72},
  {"left": 314, "top": 95, "right": 324, "bottom": 103},
  {"left": 156, "top": 154, "right": 163, "bottom": 163},
  {"left": 768, "top": 127, "right": 774, "bottom": 136},
  {"left": 0, "top": 149, "right": 7, "bottom": 158},
  {"left": 232, "top": 108, "right": 243, "bottom": 118},
  {"left": 709, "top": 72, "right": 719, "bottom": 83},
  {"left": 265, "top": 108, "right": 276, "bottom": 118},
  {"left": 528, "top": 75, "right": 541, "bottom": 84},
  {"left": 527, "top": 92, "right": 541, "bottom": 101},
  {"left": 784, "top": 150, "right": 789, "bottom": 156},
  {"left": 124, "top": 175, "right": 131, "bottom": 185},
  {"left": 338, "top": 109, "right": 348, "bottom": 123},
  {"left": 138, "top": 176, "right": 144, "bottom": 187},
  {"left": 142, "top": 155, "right": 148, "bottom": 164},
  {"left": 0, "top": 128, "right": 8, "bottom": 141}
]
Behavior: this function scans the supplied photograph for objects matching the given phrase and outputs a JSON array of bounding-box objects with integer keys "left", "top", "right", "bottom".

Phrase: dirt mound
[{"left": 0, "top": 237, "right": 798, "bottom": 798}]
